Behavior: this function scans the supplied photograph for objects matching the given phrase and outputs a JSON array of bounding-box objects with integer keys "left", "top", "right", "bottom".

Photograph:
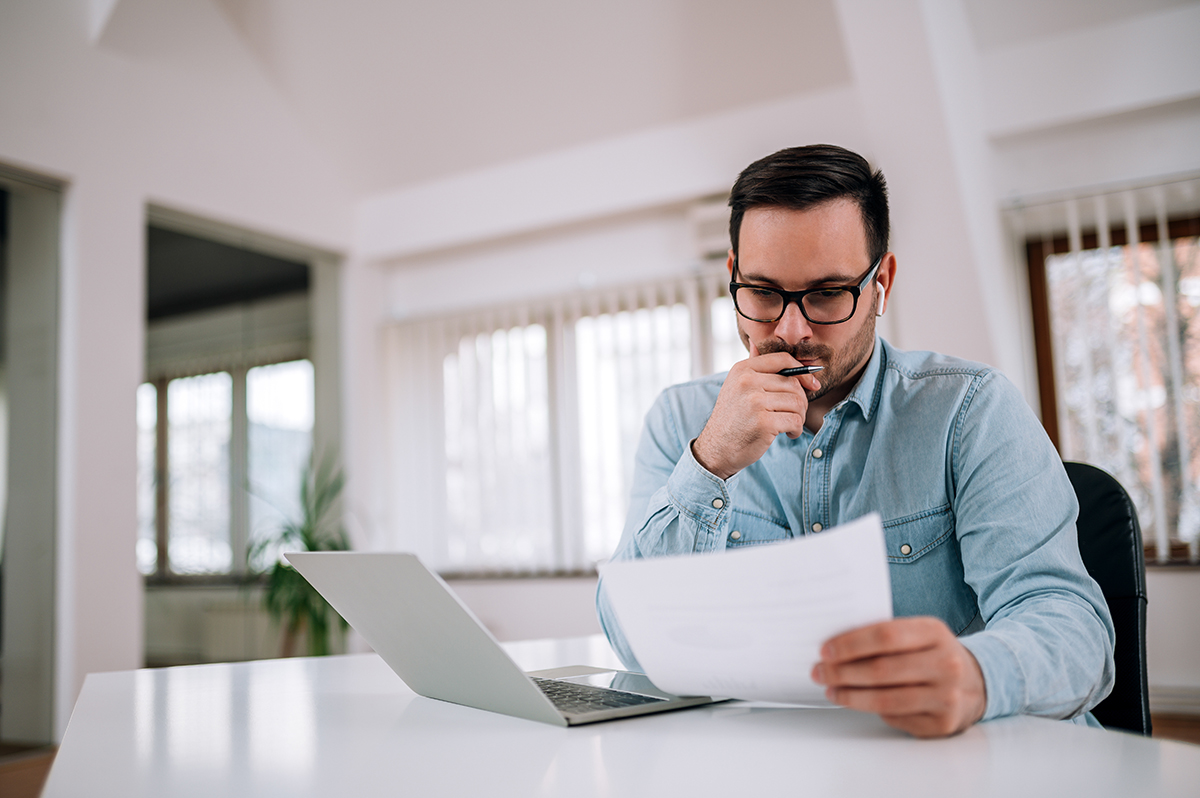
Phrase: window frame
[
  {"left": 140, "top": 357, "right": 315, "bottom": 585},
  {"left": 1026, "top": 213, "right": 1200, "bottom": 565}
]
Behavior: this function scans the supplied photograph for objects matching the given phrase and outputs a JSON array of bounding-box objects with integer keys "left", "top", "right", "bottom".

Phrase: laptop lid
[
  {"left": 286, "top": 552, "right": 567, "bottom": 725},
  {"left": 284, "top": 552, "right": 714, "bottom": 726}
]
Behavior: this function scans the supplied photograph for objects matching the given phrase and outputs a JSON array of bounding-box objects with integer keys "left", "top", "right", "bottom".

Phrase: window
[
  {"left": 385, "top": 270, "right": 740, "bottom": 575},
  {"left": 1020, "top": 177, "right": 1200, "bottom": 564},
  {"left": 443, "top": 322, "right": 553, "bottom": 569},
  {"left": 137, "top": 359, "right": 314, "bottom": 578},
  {"left": 246, "top": 360, "right": 316, "bottom": 571},
  {"left": 575, "top": 299, "right": 693, "bottom": 564},
  {"left": 136, "top": 382, "right": 159, "bottom": 573},
  {"left": 167, "top": 371, "right": 234, "bottom": 573}
]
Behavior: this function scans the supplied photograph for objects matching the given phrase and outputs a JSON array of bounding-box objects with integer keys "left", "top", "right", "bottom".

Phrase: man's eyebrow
[{"left": 736, "top": 266, "right": 860, "bottom": 289}]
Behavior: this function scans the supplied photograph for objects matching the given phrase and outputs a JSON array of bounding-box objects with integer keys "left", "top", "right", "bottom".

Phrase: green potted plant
[{"left": 250, "top": 452, "right": 351, "bottom": 657}]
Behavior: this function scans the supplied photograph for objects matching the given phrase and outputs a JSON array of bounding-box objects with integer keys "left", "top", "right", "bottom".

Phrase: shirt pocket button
[{"left": 900, "top": 544, "right": 912, "bottom": 556}]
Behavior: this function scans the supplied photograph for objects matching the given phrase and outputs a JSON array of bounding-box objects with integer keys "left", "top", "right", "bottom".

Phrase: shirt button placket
[
  {"left": 806, "top": 442, "right": 827, "bottom": 535},
  {"left": 706, "top": 496, "right": 727, "bottom": 549}
]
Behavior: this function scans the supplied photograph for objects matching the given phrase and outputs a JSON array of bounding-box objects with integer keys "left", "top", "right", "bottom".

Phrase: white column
[
  {"left": 56, "top": 174, "right": 144, "bottom": 738},
  {"left": 336, "top": 255, "right": 388, "bottom": 553},
  {"left": 311, "top": 255, "right": 342, "bottom": 466},
  {"left": 834, "top": 0, "right": 1030, "bottom": 392}
]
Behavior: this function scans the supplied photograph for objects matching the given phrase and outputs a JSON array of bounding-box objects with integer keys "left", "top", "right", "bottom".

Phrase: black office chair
[{"left": 1064, "top": 461, "right": 1152, "bottom": 736}]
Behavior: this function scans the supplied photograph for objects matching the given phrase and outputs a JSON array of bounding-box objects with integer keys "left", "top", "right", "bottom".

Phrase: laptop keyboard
[{"left": 532, "top": 677, "right": 668, "bottom": 714}]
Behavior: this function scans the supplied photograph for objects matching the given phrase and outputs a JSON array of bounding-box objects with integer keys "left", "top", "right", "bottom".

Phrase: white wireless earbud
[{"left": 876, "top": 280, "right": 886, "bottom": 317}]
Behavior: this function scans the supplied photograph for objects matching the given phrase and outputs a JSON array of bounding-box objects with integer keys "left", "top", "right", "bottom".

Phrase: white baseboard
[{"left": 1149, "top": 686, "right": 1200, "bottom": 715}]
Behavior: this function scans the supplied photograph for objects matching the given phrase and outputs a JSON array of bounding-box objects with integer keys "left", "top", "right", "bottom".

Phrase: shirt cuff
[
  {"left": 960, "top": 631, "right": 1026, "bottom": 721},
  {"left": 664, "top": 440, "right": 738, "bottom": 552}
]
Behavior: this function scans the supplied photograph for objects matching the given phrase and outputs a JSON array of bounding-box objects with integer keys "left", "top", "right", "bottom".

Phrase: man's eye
[
  {"left": 747, "top": 288, "right": 779, "bottom": 300},
  {"left": 810, "top": 289, "right": 847, "bottom": 301}
]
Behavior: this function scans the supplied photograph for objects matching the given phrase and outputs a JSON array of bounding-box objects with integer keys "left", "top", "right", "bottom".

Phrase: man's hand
[
  {"left": 691, "top": 344, "right": 821, "bottom": 480},
  {"left": 812, "top": 617, "right": 987, "bottom": 738}
]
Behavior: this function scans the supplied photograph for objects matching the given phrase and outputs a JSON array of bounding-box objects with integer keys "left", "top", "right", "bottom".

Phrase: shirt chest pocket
[
  {"left": 883, "top": 506, "right": 978, "bottom": 633},
  {"left": 725, "top": 508, "right": 791, "bottom": 548},
  {"left": 884, "top": 506, "right": 954, "bottom": 562}
]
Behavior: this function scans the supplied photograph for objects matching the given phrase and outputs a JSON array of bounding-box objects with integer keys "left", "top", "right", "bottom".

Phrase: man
[{"left": 596, "top": 144, "right": 1114, "bottom": 738}]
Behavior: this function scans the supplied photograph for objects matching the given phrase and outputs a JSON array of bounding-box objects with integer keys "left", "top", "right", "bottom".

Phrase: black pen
[{"left": 778, "top": 365, "right": 824, "bottom": 377}]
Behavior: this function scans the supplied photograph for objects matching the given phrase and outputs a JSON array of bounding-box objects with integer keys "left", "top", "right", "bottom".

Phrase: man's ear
[
  {"left": 876, "top": 252, "right": 897, "bottom": 315},
  {"left": 727, "top": 249, "right": 736, "bottom": 278}
]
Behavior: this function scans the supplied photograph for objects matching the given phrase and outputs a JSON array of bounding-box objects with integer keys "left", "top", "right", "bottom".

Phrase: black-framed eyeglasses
[{"left": 729, "top": 256, "right": 883, "bottom": 325}]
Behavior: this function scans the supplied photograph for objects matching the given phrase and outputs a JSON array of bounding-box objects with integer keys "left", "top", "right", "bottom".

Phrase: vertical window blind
[
  {"left": 384, "top": 268, "right": 741, "bottom": 575},
  {"left": 1015, "top": 176, "right": 1200, "bottom": 564}
]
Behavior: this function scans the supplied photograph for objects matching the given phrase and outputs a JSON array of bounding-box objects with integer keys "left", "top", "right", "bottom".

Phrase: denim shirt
[{"left": 597, "top": 337, "right": 1115, "bottom": 724}]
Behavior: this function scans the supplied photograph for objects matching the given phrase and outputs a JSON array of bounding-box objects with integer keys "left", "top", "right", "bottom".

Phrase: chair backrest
[{"left": 1063, "top": 461, "right": 1152, "bottom": 736}]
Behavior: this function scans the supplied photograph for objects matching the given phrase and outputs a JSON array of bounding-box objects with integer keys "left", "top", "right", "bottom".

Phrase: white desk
[{"left": 44, "top": 636, "right": 1200, "bottom": 797}]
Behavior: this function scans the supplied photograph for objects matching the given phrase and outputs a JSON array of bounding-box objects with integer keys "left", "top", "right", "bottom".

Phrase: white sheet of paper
[{"left": 599, "top": 513, "right": 893, "bottom": 705}]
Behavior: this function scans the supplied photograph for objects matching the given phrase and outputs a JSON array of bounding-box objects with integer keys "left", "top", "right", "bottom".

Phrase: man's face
[{"left": 730, "top": 200, "right": 886, "bottom": 406}]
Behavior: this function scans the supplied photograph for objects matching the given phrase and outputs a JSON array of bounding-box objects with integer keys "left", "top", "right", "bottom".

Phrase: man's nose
[{"left": 773, "top": 300, "right": 814, "bottom": 341}]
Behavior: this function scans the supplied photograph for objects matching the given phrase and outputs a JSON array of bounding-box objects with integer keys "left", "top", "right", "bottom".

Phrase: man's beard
[{"left": 741, "top": 293, "right": 878, "bottom": 403}]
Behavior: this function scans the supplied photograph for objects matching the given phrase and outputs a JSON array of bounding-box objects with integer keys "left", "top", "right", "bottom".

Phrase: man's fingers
[
  {"left": 814, "top": 618, "right": 989, "bottom": 739},
  {"left": 821, "top": 617, "right": 947, "bottom": 663},
  {"left": 694, "top": 346, "right": 814, "bottom": 478},
  {"left": 796, "top": 374, "right": 821, "bottom": 393},
  {"left": 746, "top": 351, "right": 808, "bottom": 375},
  {"left": 724, "top": 369, "right": 809, "bottom": 417},
  {"left": 881, "top": 713, "right": 970, "bottom": 740},
  {"left": 752, "top": 388, "right": 809, "bottom": 413},
  {"left": 814, "top": 650, "right": 947, "bottom": 689},
  {"left": 765, "top": 371, "right": 821, "bottom": 394},
  {"left": 730, "top": 359, "right": 818, "bottom": 397},
  {"left": 824, "top": 684, "right": 948, "bottom": 717},
  {"left": 827, "top": 685, "right": 983, "bottom": 738}
]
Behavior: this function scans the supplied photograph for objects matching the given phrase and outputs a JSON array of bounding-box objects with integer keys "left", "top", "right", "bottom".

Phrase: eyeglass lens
[{"left": 734, "top": 286, "right": 856, "bottom": 323}]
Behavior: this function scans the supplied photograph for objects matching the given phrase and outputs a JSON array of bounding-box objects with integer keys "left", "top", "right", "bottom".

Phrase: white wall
[
  {"left": 141, "top": 577, "right": 600, "bottom": 667},
  {"left": 448, "top": 577, "right": 602, "bottom": 643},
  {"left": 2, "top": 0, "right": 1199, "bottom": 740},
  {"left": 1146, "top": 570, "right": 1200, "bottom": 712},
  {"left": 0, "top": 0, "right": 351, "bottom": 738}
]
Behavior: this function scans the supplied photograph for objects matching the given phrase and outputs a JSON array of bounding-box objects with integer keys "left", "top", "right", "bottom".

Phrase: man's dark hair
[{"left": 728, "top": 144, "right": 889, "bottom": 263}]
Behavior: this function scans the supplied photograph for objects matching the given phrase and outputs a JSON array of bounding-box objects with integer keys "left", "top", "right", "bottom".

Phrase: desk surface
[{"left": 44, "top": 636, "right": 1200, "bottom": 798}]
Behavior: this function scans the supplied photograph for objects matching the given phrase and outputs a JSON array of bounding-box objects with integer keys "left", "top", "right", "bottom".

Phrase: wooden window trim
[{"left": 1026, "top": 214, "right": 1200, "bottom": 565}]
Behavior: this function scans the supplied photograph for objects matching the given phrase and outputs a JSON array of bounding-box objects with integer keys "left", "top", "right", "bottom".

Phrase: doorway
[{"left": 0, "top": 169, "right": 62, "bottom": 747}]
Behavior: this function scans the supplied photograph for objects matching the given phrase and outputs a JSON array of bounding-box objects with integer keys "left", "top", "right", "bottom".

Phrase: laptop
[{"left": 284, "top": 551, "right": 718, "bottom": 726}]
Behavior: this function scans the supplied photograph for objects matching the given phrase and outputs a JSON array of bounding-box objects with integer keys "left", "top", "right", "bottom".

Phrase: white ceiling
[
  {"left": 100, "top": 0, "right": 1197, "bottom": 199},
  {"left": 212, "top": 0, "right": 851, "bottom": 196},
  {"left": 963, "top": 0, "right": 1195, "bottom": 50}
]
